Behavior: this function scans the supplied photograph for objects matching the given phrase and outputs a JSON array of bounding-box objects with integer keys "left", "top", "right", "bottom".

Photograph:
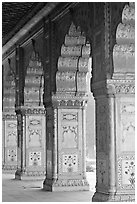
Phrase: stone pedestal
[
  {"left": 15, "top": 107, "right": 46, "bottom": 180},
  {"left": 43, "top": 22, "right": 91, "bottom": 191},
  {"left": 43, "top": 95, "right": 89, "bottom": 191},
  {"left": 15, "top": 50, "right": 46, "bottom": 180}
]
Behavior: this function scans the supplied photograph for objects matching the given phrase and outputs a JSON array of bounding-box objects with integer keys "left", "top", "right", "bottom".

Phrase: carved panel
[
  {"left": 27, "top": 116, "right": 43, "bottom": 148},
  {"left": 120, "top": 102, "right": 135, "bottom": 152},
  {"left": 29, "top": 152, "right": 41, "bottom": 166},
  {"left": 6, "top": 121, "right": 17, "bottom": 147},
  {"left": 7, "top": 149, "right": 17, "bottom": 162},
  {"left": 28, "top": 129, "right": 42, "bottom": 147},
  {"left": 117, "top": 155, "right": 135, "bottom": 189},
  {"left": 122, "top": 160, "right": 135, "bottom": 185},
  {"left": 62, "top": 125, "right": 78, "bottom": 149},
  {"left": 62, "top": 154, "right": 78, "bottom": 173},
  {"left": 115, "top": 83, "right": 135, "bottom": 94},
  {"left": 62, "top": 113, "right": 78, "bottom": 121}
]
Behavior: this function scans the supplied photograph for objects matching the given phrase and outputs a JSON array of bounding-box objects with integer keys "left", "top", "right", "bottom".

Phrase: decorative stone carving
[
  {"left": 61, "top": 45, "right": 82, "bottom": 57},
  {"left": 27, "top": 116, "right": 42, "bottom": 147},
  {"left": 117, "top": 155, "right": 135, "bottom": 189},
  {"left": 44, "top": 22, "right": 91, "bottom": 191},
  {"left": 116, "top": 23, "right": 135, "bottom": 44},
  {"left": 7, "top": 149, "right": 17, "bottom": 162},
  {"left": 122, "top": 3, "right": 135, "bottom": 25},
  {"left": 113, "top": 44, "right": 134, "bottom": 55},
  {"left": 15, "top": 49, "right": 46, "bottom": 180},
  {"left": 56, "top": 71, "right": 76, "bottom": 92},
  {"left": 58, "top": 57, "right": 78, "bottom": 71},
  {"left": 62, "top": 112, "right": 78, "bottom": 121},
  {"left": 29, "top": 152, "right": 41, "bottom": 166},
  {"left": 62, "top": 125, "right": 78, "bottom": 149},
  {"left": 62, "top": 154, "right": 78, "bottom": 173},
  {"left": 24, "top": 50, "right": 44, "bottom": 106},
  {"left": 78, "top": 57, "right": 90, "bottom": 72},
  {"left": 77, "top": 72, "right": 88, "bottom": 93},
  {"left": 56, "top": 22, "right": 91, "bottom": 95},
  {"left": 113, "top": 3, "right": 135, "bottom": 74},
  {"left": 43, "top": 178, "right": 89, "bottom": 191},
  {"left": 120, "top": 101, "right": 135, "bottom": 152},
  {"left": 3, "top": 67, "right": 17, "bottom": 170}
]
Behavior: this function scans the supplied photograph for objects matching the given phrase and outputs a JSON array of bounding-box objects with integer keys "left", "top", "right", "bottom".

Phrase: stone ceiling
[{"left": 2, "top": 2, "right": 46, "bottom": 45}]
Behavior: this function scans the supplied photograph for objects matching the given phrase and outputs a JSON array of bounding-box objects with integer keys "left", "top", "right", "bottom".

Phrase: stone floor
[{"left": 2, "top": 172, "right": 96, "bottom": 202}]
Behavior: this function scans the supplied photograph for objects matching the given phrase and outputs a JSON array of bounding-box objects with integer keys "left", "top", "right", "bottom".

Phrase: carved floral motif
[
  {"left": 7, "top": 149, "right": 17, "bottom": 162},
  {"left": 62, "top": 113, "right": 78, "bottom": 121},
  {"left": 62, "top": 125, "right": 78, "bottom": 149},
  {"left": 62, "top": 154, "right": 78, "bottom": 173},
  {"left": 29, "top": 152, "right": 41, "bottom": 166},
  {"left": 117, "top": 155, "right": 135, "bottom": 189}
]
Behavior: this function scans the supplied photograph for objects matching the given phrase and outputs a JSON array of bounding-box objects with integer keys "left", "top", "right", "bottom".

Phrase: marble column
[
  {"left": 92, "top": 3, "right": 135, "bottom": 202},
  {"left": 2, "top": 70, "right": 17, "bottom": 172},
  {"left": 15, "top": 50, "right": 46, "bottom": 180},
  {"left": 43, "top": 22, "right": 91, "bottom": 191}
]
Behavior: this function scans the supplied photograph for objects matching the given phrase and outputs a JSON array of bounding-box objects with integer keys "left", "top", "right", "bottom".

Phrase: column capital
[
  {"left": 52, "top": 93, "right": 88, "bottom": 108},
  {"left": 91, "top": 78, "right": 135, "bottom": 98},
  {"left": 15, "top": 105, "right": 46, "bottom": 115}
]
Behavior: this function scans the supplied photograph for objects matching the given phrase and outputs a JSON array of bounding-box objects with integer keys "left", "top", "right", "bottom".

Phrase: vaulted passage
[{"left": 2, "top": 2, "right": 135, "bottom": 202}]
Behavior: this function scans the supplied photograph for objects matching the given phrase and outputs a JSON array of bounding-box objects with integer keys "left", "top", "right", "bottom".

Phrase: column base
[
  {"left": 15, "top": 169, "right": 45, "bottom": 181},
  {"left": 92, "top": 191, "right": 135, "bottom": 202},
  {"left": 43, "top": 178, "right": 89, "bottom": 192}
]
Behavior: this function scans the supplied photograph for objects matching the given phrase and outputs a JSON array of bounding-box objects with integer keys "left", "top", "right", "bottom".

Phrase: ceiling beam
[{"left": 2, "top": 2, "right": 59, "bottom": 56}]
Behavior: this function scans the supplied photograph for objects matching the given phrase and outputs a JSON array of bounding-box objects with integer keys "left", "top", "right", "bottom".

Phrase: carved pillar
[
  {"left": 92, "top": 3, "right": 135, "bottom": 202},
  {"left": 15, "top": 50, "right": 46, "bottom": 180},
  {"left": 2, "top": 69, "right": 17, "bottom": 171},
  {"left": 43, "top": 22, "right": 91, "bottom": 191}
]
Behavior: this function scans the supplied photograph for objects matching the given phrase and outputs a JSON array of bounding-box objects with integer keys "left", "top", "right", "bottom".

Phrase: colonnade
[{"left": 2, "top": 2, "right": 135, "bottom": 202}]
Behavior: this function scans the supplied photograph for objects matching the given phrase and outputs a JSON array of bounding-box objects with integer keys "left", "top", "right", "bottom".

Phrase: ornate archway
[{"left": 43, "top": 22, "right": 92, "bottom": 191}]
